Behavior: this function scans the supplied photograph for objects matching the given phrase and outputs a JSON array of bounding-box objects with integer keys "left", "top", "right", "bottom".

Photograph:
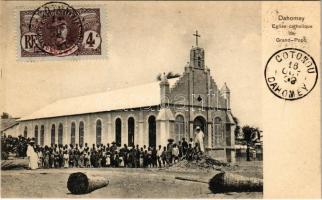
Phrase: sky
[{"left": 1, "top": 1, "right": 262, "bottom": 127}]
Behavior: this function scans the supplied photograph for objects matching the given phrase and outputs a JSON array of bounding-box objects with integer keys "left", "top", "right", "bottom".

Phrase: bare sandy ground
[{"left": 1, "top": 162, "right": 263, "bottom": 198}]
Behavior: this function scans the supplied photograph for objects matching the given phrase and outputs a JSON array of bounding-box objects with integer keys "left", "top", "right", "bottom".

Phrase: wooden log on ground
[
  {"left": 209, "top": 172, "right": 263, "bottom": 193},
  {"left": 67, "top": 172, "right": 109, "bottom": 194},
  {"left": 1, "top": 159, "right": 29, "bottom": 170},
  {"left": 175, "top": 176, "right": 209, "bottom": 184}
]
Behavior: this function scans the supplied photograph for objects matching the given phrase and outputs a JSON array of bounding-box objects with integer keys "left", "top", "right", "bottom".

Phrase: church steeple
[
  {"left": 221, "top": 82, "right": 231, "bottom": 109},
  {"left": 193, "top": 30, "right": 201, "bottom": 47},
  {"left": 159, "top": 72, "right": 170, "bottom": 106},
  {"left": 190, "top": 30, "right": 205, "bottom": 69}
]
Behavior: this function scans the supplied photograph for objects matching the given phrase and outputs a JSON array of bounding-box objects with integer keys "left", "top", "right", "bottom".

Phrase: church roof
[
  {"left": 1, "top": 118, "right": 19, "bottom": 132},
  {"left": 19, "top": 78, "right": 180, "bottom": 121},
  {"left": 226, "top": 111, "right": 235, "bottom": 125}
]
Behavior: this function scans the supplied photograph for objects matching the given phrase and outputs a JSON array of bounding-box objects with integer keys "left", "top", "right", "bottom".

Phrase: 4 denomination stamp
[
  {"left": 265, "top": 48, "right": 318, "bottom": 100},
  {"left": 20, "top": 2, "right": 102, "bottom": 57}
]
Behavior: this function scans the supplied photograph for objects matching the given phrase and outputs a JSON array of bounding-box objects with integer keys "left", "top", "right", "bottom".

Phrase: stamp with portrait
[
  {"left": 20, "top": 2, "right": 102, "bottom": 57},
  {"left": 265, "top": 48, "right": 318, "bottom": 100}
]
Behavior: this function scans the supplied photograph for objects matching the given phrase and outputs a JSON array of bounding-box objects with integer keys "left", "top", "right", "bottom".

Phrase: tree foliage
[
  {"left": 1, "top": 112, "right": 10, "bottom": 119},
  {"left": 232, "top": 116, "right": 241, "bottom": 139},
  {"left": 156, "top": 72, "right": 181, "bottom": 81},
  {"left": 241, "top": 125, "right": 261, "bottom": 145},
  {"left": 241, "top": 125, "right": 262, "bottom": 161}
]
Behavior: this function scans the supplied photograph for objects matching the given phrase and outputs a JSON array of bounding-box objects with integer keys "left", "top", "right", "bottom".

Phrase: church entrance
[
  {"left": 193, "top": 116, "right": 208, "bottom": 148},
  {"left": 148, "top": 116, "right": 156, "bottom": 148},
  {"left": 128, "top": 117, "right": 135, "bottom": 147}
]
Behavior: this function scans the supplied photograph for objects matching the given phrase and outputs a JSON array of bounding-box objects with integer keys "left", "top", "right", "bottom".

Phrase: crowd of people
[
  {"left": 1, "top": 126, "right": 206, "bottom": 170},
  {"left": 1, "top": 134, "right": 28, "bottom": 159}
]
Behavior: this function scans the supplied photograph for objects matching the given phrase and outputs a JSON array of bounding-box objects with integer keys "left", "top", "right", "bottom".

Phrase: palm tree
[
  {"left": 232, "top": 116, "right": 241, "bottom": 140},
  {"left": 242, "top": 125, "right": 260, "bottom": 161},
  {"left": 156, "top": 71, "right": 181, "bottom": 81}
]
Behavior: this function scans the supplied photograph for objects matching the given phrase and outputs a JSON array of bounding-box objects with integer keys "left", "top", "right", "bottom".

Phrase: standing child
[
  {"left": 79, "top": 152, "right": 84, "bottom": 168},
  {"left": 37, "top": 147, "right": 43, "bottom": 168},
  {"left": 74, "top": 149, "right": 80, "bottom": 167},
  {"left": 147, "top": 147, "right": 152, "bottom": 168},
  {"left": 53, "top": 149, "right": 59, "bottom": 168},
  {"left": 69, "top": 150, "right": 75, "bottom": 167},
  {"left": 119, "top": 154, "right": 124, "bottom": 167},
  {"left": 85, "top": 152, "right": 91, "bottom": 168},
  {"left": 143, "top": 150, "right": 148, "bottom": 168},
  {"left": 186, "top": 144, "right": 193, "bottom": 161},
  {"left": 188, "top": 138, "right": 194, "bottom": 148},
  {"left": 139, "top": 148, "right": 144, "bottom": 168},
  {"left": 161, "top": 147, "right": 167, "bottom": 167},
  {"left": 172, "top": 144, "right": 179, "bottom": 164},
  {"left": 101, "top": 150, "right": 106, "bottom": 167},
  {"left": 50, "top": 149, "right": 55, "bottom": 168},
  {"left": 135, "top": 146, "right": 140, "bottom": 168},
  {"left": 63, "top": 147, "right": 69, "bottom": 168},
  {"left": 106, "top": 150, "right": 111, "bottom": 167},
  {"left": 57, "top": 147, "right": 62, "bottom": 168},
  {"left": 151, "top": 147, "right": 157, "bottom": 168},
  {"left": 115, "top": 152, "right": 120, "bottom": 167},
  {"left": 44, "top": 146, "right": 50, "bottom": 168},
  {"left": 156, "top": 145, "right": 162, "bottom": 168}
]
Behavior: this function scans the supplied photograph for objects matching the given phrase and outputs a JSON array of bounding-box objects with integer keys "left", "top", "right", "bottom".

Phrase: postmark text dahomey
[{"left": 265, "top": 48, "right": 318, "bottom": 100}]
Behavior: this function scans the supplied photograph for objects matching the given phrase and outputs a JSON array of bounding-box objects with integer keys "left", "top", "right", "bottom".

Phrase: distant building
[
  {"left": 0, "top": 113, "right": 19, "bottom": 137},
  {"left": 17, "top": 35, "right": 237, "bottom": 162}
]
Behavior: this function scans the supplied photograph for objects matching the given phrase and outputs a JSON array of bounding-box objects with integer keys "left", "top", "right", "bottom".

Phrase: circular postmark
[
  {"left": 29, "top": 2, "right": 83, "bottom": 56},
  {"left": 265, "top": 48, "right": 318, "bottom": 100}
]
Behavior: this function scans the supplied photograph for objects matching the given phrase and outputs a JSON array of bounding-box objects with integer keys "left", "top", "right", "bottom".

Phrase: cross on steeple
[{"left": 193, "top": 30, "right": 201, "bottom": 47}]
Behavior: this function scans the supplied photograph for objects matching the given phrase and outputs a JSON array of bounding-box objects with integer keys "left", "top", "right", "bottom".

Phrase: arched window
[
  {"left": 115, "top": 118, "right": 122, "bottom": 147},
  {"left": 58, "top": 123, "right": 63, "bottom": 145},
  {"left": 79, "top": 121, "right": 84, "bottom": 146},
  {"left": 213, "top": 117, "right": 223, "bottom": 146},
  {"left": 128, "top": 117, "right": 135, "bottom": 147},
  {"left": 40, "top": 125, "right": 45, "bottom": 146},
  {"left": 34, "top": 125, "right": 39, "bottom": 145},
  {"left": 96, "top": 120, "right": 102, "bottom": 145},
  {"left": 71, "top": 122, "right": 76, "bottom": 145},
  {"left": 148, "top": 116, "right": 156, "bottom": 148},
  {"left": 23, "top": 126, "right": 28, "bottom": 138},
  {"left": 175, "top": 115, "right": 185, "bottom": 142},
  {"left": 51, "top": 124, "right": 55, "bottom": 145}
]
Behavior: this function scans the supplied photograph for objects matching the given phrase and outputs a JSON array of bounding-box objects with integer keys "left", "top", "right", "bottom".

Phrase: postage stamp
[
  {"left": 20, "top": 2, "right": 102, "bottom": 57},
  {"left": 265, "top": 48, "right": 318, "bottom": 100}
]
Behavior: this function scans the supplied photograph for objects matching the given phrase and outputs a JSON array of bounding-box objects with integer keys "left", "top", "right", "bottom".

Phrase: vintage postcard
[{"left": 0, "top": 1, "right": 320, "bottom": 199}]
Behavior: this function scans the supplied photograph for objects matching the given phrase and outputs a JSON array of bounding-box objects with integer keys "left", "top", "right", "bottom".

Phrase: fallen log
[
  {"left": 209, "top": 172, "right": 263, "bottom": 193},
  {"left": 175, "top": 176, "right": 208, "bottom": 184},
  {"left": 1, "top": 159, "right": 29, "bottom": 170},
  {"left": 67, "top": 172, "right": 109, "bottom": 194}
]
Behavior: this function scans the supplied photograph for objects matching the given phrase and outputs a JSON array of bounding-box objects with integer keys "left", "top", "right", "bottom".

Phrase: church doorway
[
  {"left": 58, "top": 123, "right": 63, "bottom": 145},
  {"left": 128, "top": 117, "right": 135, "bottom": 147},
  {"left": 115, "top": 118, "right": 122, "bottom": 147},
  {"left": 148, "top": 116, "right": 156, "bottom": 148},
  {"left": 51, "top": 124, "right": 55, "bottom": 145},
  {"left": 193, "top": 116, "right": 208, "bottom": 148}
]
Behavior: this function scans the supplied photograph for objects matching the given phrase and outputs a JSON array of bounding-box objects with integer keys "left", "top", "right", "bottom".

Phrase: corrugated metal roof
[
  {"left": 1, "top": 118, "right": 19, "bottom": 131},
  {"left": 19, "top": 78, "right": 180, "bottom": 121}
]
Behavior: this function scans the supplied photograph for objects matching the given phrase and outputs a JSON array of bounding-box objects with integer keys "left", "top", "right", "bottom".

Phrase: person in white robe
[
  {"left": 194, "top": 126, "right": 205, "bottom": 153},
  {"left": 26, "top": 140, "right": 39, "bottom": 170}
]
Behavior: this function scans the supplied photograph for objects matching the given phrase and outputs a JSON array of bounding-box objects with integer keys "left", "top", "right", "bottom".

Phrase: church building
[{"left": 17, "top": 33, "right": 237, "bottom": 162}]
